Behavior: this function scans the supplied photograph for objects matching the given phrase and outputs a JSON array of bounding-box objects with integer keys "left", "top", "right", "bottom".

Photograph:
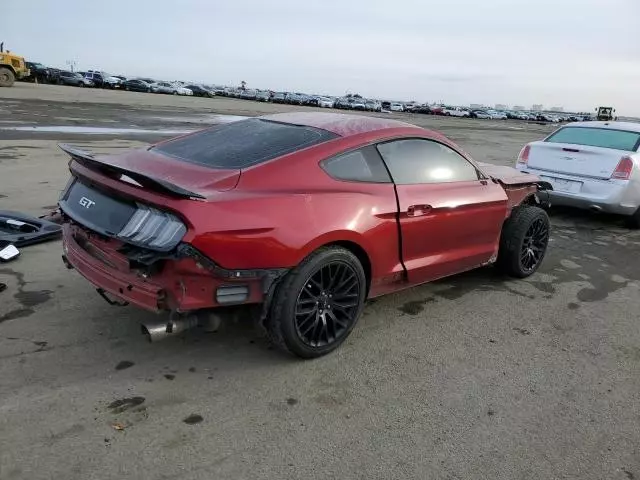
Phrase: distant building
[
  {"left": 513, "top": 105, "right": 525, "bottom": 111},
  {"left": 495, "top": 104, "right": 508, "bottom": 110},
  {"left": 531, "top": 104, "right": 544, "bottom": 112},
  {"left": 550, "top": 106, "right": 564, "bottom": 112},
  {"left": 470, "top": 103, "right": 485, "bottom": 110}
]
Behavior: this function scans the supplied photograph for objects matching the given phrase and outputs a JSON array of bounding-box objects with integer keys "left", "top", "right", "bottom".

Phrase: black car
[
  {"left": 185, "top": 85, "right": 213, "bottom": 97},
  {"left": 414, "top": 104, "right": 432, "bottom": 114},
  {"left": 58, "top": 71, "right": 88, "bottom": 87},
  {"left": 239, "top": 89, "right": 258, "bottom": 100},
  {"left": 272, "top": 92, "right": 287, "bottom": 104},
  {"left": 25, "top": 62, "right": 52, "bottom": 83},
  {"left": 285, "top": 93, "right": 304, "bottom": 105},
  {"left": 256, "top": 90, "right": 271, "bottom": 102},
  {"left": 124, "top": 79, "right": 152, "bottom": 92},
  {"left": 304, "top": 95, "right": 320, "bottom": 106}
]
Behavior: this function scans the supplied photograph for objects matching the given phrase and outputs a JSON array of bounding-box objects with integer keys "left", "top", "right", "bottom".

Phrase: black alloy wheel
[
  {"left": 520, "top": 217, "right": 548, "bottom": 273},
  {"left": 497, "top": 205, "right": 550, "bottom": 278},
  {"left": 294, "top": 261, "right": 360, "bottom": 348},
  {"left": 268, "top": 247, "right": 366, "bottom": 358}
]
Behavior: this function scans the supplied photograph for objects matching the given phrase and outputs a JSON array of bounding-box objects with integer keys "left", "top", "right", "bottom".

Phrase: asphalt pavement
[{"left": 0, "top": 84, "right": 639, "bottom": 480}]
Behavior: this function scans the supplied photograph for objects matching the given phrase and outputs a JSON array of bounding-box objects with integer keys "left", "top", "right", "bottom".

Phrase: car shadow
[{"left": 547, "top": 205, "right": 631, "bottom": 231}]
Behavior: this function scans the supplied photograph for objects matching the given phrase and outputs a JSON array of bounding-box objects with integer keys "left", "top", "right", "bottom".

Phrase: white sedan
[
  {"left": 389, "top": 103, "right": 404, "bottom": 112},
  {"left": 487, "top": 110, "right": 508, "bottom": 120},
  {"left": 516, "top": 121, "right": 640, "bottom": 227},
  {"left": 317, "top": 97, "right": 335, "bottom": 108},
  {"left": 172, "top": 84, "right": 193, "bottom": 96}
]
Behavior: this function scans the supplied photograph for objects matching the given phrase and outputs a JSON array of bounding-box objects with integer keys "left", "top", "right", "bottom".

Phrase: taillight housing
[
  {"left": 517, "top": 145, "right": 530, "bottom": 165},
  {"left": 611, "top": 156, "right": 634, "bottom": 180},
  {"left": 117, "top": 204, "right": 186, "bottom": 252}
]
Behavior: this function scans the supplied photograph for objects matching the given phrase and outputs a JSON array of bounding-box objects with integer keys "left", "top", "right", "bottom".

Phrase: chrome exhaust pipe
[{"left": 141, "top": 312, "right": 199, "bottom": 342}]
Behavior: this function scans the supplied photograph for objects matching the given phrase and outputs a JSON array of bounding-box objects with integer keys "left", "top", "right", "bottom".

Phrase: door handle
[{"left": 407, "top": 204, "right": 432, "bottom": 217}]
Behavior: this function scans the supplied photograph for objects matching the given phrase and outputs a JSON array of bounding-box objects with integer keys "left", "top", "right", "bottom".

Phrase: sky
[{"left": 4, "top": 0, "right": 640, "bottom": 115}]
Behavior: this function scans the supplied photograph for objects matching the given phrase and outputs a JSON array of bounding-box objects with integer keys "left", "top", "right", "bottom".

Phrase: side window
[
  {"left": 377, "top": 139, "right": 479, "bottom": 185},
  {"left": 321, "top": 146, "right": 391, "bottom": 183}
]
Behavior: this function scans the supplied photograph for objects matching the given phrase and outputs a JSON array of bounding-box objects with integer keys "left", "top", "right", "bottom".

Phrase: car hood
[
  {"left": 60, "top": 144, "right": 241, "bottom": 198},
  {"left": 477, "top": 162, "right": 542, "bottom": 186}
]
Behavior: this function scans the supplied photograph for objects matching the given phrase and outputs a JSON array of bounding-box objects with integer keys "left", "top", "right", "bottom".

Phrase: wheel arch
[
  {"left": 297, "top": 232, "right": 373, "bottom": 296},
  {"left": 0, "top": 64, "right": 17, "bottom": 76},
  {"left": 323, "top": 240, "right": 372, "bottom": 296}
]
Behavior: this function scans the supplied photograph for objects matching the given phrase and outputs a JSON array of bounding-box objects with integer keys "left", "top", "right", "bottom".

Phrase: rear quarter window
[
  {"left": 153, "top": 119, "right": 338, "bottom": 169},
  {"left": 321, "top": 146, "right": 391, "bottom": 183},
  {"left": 545, "top": 127, "right": 640, "bottom": 152}
]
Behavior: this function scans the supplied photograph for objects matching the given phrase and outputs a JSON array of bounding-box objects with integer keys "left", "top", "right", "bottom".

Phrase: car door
[{"left": 377, "top": 138, "right": 508, "bottom": 285}]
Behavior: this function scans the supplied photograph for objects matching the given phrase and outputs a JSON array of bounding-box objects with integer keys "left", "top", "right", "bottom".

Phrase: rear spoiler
[{"left": 58, "top": 144, "right": 206, "bottom": 200}]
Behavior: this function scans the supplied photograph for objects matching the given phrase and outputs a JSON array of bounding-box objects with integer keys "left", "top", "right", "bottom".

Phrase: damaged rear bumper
[{"left": 62, "top": 223, "right": 286, "bottom": 313}]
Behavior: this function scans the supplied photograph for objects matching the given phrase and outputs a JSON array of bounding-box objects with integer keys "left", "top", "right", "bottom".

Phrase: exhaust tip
[
  {"left": 141, "top": 321, "right": 170, "bottom": 342},
  {"left": 140, "top": 323, "right": 152, "bottom": 343}
]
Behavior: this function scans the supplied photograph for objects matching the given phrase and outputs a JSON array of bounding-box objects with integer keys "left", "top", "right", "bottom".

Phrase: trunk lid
[
  {"left": 60, "top": 144, "right": 241, "bottom": 199},
  {"left": 527, "top": 140, "right": 629, "bottom": 180}
]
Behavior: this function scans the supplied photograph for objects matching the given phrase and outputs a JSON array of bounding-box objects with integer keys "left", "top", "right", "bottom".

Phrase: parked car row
[
  {"left": 19, "top": 62, "right": 217, "bottom": 98},
  {"left": 19, "top": 60, "right": 596, "bottom": 124}
]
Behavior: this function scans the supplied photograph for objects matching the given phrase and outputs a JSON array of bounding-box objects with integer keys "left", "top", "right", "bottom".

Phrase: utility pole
[{"left": 66, "top": 60, "right": 77, "bottom": 72}]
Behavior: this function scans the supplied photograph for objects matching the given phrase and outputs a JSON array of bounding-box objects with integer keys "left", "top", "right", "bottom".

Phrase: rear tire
[
  {"left": 267, "top": 247, "right": 366, "bottom": 358},
  {"left": 497, "top": 206, "right": 550, "bottom": 278},
  {"left": 0, "top": 67, "right": 15, "bottom": 87}
]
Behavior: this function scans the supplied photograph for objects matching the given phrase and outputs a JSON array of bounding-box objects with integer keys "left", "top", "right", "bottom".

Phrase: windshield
[{"left": 545, "top": 127, "right": 640, "bottom": 152}]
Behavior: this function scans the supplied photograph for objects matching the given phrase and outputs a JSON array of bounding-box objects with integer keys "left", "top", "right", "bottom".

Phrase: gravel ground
[{"left": 0, "top": 84, "right": 639, "bottom": 480}]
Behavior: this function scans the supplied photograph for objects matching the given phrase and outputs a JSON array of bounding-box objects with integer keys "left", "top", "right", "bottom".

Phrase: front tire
[
  {"left": 0, "top": 67, "right": 16, "bottom": 87},
  {"left": 497, "top": 206, "right": 550, "bottom": 278},
  {"left": 268, "top": 247, "right": 366, "bottom": 358}
]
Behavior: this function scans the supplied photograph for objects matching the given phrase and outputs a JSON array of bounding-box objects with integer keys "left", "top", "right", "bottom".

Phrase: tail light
[
  {"left": 117, "top": 204, "right": 186, "bottom": 251},
  {"left": 517, "top": 145, "right": 531, "bottom": 165},
  {"left": 611, "top": 156, "right": 634, "bottom": 180}
]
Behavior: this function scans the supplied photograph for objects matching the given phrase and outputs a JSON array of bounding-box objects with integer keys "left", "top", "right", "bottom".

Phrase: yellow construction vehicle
[{"left": 0, "top": 42, "right": 30, "bottom": 87}]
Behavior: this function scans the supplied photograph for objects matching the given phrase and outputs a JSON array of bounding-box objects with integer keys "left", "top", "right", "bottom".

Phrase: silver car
[
  {"left": 516, "top": 121, "right": 640, "bottom": 226},
  {"left": 150, "top": 81, "right": 175, "bottom": 94}
]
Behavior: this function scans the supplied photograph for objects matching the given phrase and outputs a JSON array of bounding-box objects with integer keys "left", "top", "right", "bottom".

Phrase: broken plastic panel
[{"left": 0, "top": 211, "right": 62, "bottom": 247}]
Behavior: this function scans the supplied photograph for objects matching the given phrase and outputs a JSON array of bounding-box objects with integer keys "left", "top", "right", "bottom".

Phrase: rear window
[
  {"left": 153, "top": 119, "right": 338, "bottom": 169},
  {"left": 546, "top": 127, "right": 640, "bottom": 152}
]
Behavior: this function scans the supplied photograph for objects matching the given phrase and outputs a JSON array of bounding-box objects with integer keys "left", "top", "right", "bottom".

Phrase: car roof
[
  {"left": 564, "top": 121, "right": 640, "bottom": 132},
  {"left": 259, "top": 112, "right": 421, "bottom": 137}
]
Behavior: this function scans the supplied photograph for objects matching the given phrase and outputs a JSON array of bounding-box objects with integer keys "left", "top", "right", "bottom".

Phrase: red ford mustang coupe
[{"left": 59, "top": 112, "right": 551, "bottom": 358}]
